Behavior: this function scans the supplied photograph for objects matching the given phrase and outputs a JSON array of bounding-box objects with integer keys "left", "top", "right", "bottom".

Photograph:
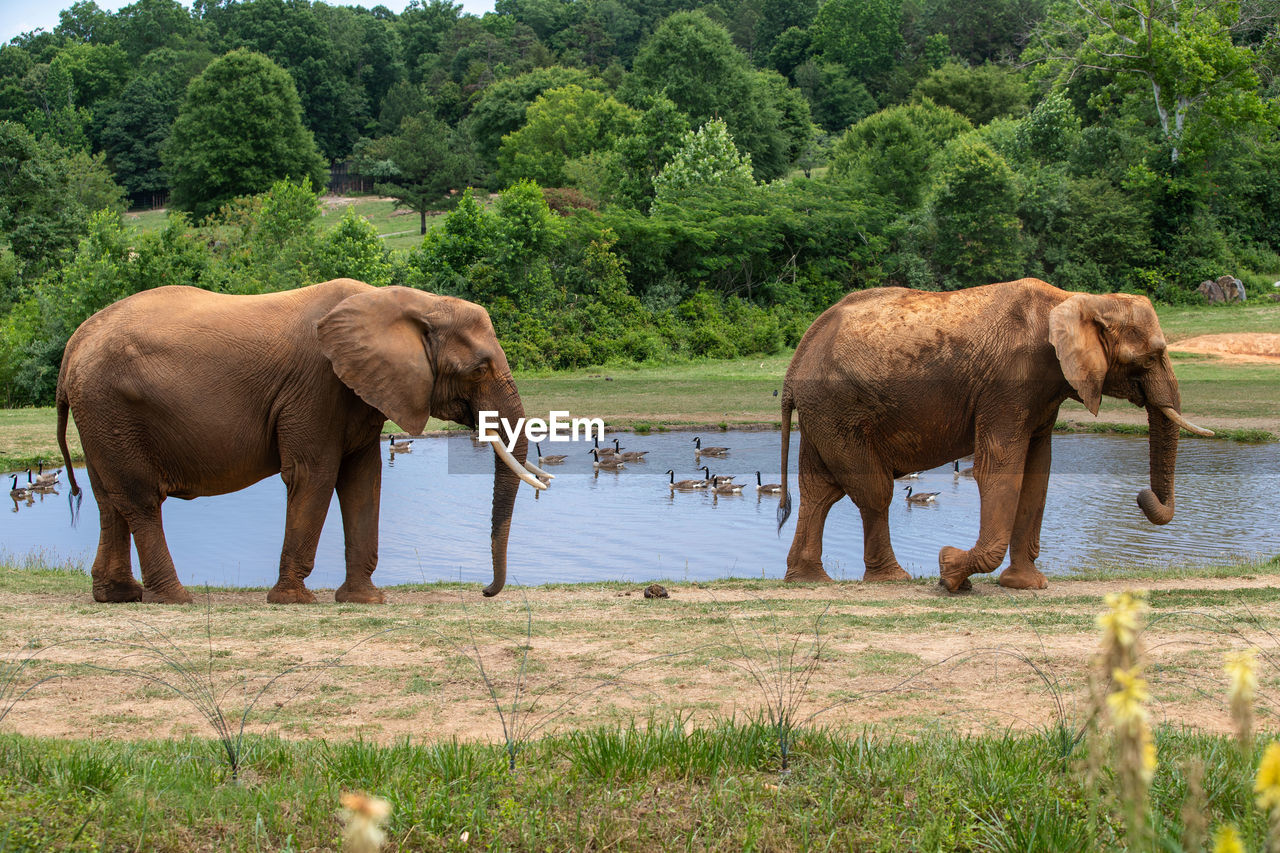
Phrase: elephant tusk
[
  {"left": 1160, "top": 406, "right": 1214, "bottom": 437},
  {"left": 493, "top": 440, "right": 548, "bottom": 490},
  {"left": 523, "top": 460, "right": 555, "bottom": 480}
]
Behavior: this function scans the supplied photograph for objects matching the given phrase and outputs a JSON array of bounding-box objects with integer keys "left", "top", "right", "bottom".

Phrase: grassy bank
[{"left": 2, "top": 556, "right": 1280, "bottom": 849}]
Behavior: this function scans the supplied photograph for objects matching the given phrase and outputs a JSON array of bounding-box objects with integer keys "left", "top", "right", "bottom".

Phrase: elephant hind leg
[
  {"left": 119, "top": 501, "right": 193, "bottom": 604},
  {"left": 784, "top": 435, "right": 840, "bottom": 583},
  {"left": 90, "top": 491, "right": 143, "bottom": 602}
]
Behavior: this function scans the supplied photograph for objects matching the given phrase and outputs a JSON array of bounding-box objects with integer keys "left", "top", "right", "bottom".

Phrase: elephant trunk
[
  {"left": 482, "top": 380, "right": 527, "bottom": 598},
  {"left": 1136, "top": 403, "right": 1178, "bottom": 525}
]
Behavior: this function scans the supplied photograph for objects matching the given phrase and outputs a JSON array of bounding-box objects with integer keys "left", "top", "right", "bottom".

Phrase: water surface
[{"left": 4, "top": 431, "right": 1276, "bottom": 589}]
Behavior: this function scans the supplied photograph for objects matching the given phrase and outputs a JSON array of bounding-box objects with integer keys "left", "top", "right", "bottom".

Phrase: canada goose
[
  {"left": 389, "top": 435, "right": 413, "bottom": 453},
  {"left": 9, "top": 475, "right": 29, "bottom": 501},
  {"left": 904, "top": 486, "right": 939, "bottom": 504},
  {"left": 536, "top": 442, "right": 567, "bottom": 464},
  {"left": 755, "top": 471, "right": 783, "bottom": 494},
  {"left": 953, "top": 460, "right": 975, "bottom": 479},
  {"left": 33, "top": 461, "right": 61, "bottom": 486},
  {"left": 591, "top": 450, "right": 625, "bottom": 470},
  {"left": 589, "top": 437, "right": 619, "bottom": 457},
  {"left": 700, "top": 466, "right": 735, "bottom": 485},
  {"left": 614, "top": 439, "right": 648, "bottom": 462},
  {"left": 666, "top": 469, "right": 707, "bottom": 490},
  {"left": 693, "top": 436, "right": 729, "bottom": 457},
  {"left": 713, "top": 480, "right": 744, "bottom": 495}
]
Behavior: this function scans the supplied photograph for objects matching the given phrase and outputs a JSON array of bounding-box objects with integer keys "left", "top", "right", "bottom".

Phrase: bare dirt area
[
  {"left": 4, "top": 571, "right": 1277, "bottom": 746},
  {"left": 1169, "top": 333, "right": 1280, "bottom": 363}
]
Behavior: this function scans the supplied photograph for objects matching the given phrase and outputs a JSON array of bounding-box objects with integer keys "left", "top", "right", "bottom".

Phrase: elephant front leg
[
  {"left": 268, "top": 464, "right": 338, "bottom": 604},
  {"left": 938, "top": 440, "right": 1027, "bottom": 593},
  {"left": 1000, "top": 430, "right": 1052, "bottom": 590},
  {"left": 334, "top": 441, "right": 385, "bottom": 604}
]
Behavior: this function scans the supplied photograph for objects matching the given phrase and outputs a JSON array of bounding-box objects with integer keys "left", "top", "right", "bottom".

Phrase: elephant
[
  {"left": 775, "top": 278, "right": 1212, "bottom": 592},
  {"left": 55, "top": 278, "right": 549, "bottom": 605}
]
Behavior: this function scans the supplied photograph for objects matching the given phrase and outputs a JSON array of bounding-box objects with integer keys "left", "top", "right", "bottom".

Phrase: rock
[
  {"left": 1216, "top": 274, "right": 1246, "bottom": 303},
  {"left": 643, "top": 583, "right": 669, "bottom": 599},
  {"left": 1198, "top": 279, "right": 1225, "bottom": 304}
]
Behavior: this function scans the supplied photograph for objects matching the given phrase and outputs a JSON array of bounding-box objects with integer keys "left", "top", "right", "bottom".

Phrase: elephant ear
[
  {"left": 1048, "top": 293, "right": 1108, "bottom": 416},
  {"left": 316, "top": 286, "right": 444, "bottom": 435}
]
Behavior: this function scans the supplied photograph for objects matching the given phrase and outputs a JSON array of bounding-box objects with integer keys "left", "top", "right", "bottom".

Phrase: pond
[{"left": 4, "top": 431, "right": 1277, "bottom": 589}]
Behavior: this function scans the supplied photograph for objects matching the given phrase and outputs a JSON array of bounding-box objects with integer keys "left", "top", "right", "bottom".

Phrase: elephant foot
[
  {"left": 863, "top": 563, "right": 911, "bottom": 582},
  {"left": 93, "top": 577, "right": 144, "bottom": 603},
  {"left": 937, "top": 546, "right": 973, "bottom": 593},
  {"left": 267, "top": 584, "right": 317, "bottom": 604},
  {"left": 335, "top": 581, "right": 386, "bottom": 604},
  {"left": 998, "top": 565, "right": 1048, "bottom": 590},
  {"left": 141, "top": 585, "right": 194, "bottom": 604},
  {"left": 784, "top": 560, "right": 834, "bottom": 584}
]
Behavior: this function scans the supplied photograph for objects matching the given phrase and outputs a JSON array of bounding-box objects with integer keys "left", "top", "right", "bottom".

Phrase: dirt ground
[
  {"left": 2, "top": 572, "right": 1276, "bottom": 746},
  {"left": 1169, "top": 333, "right": 1280, "bottom": 363}
]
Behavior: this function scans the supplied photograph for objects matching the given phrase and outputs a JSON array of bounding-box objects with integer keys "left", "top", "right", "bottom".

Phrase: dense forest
[{"left": 1, "top": 0, "right": 1278, "bottom": 405}]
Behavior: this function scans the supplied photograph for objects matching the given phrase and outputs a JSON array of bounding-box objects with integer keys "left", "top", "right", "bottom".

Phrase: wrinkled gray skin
[{"left": 57, "top": 279, "right": 530, "bottom": 604}]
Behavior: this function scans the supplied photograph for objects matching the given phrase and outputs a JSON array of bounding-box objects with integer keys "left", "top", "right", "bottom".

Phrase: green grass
[
  {"left": 1154, "top": 299, "right": 1280, "bottom": 341},
  {"left": 124, "top": 194, "right": 445, "bottom": 254},
  {"left": 0, "top": 724, "right": 1273, "bottom": 851}
]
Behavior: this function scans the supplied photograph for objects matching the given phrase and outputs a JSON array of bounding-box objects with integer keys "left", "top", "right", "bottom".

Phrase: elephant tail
[
  {"left": 56, "top": 384, "right": 82, "bottom": 526},
  {"left": 777, "top": 384, "right": 793, "bottom": 534}
]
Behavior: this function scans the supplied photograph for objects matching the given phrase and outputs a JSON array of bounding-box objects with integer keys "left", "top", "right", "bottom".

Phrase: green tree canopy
[
  {"left": 497, "top": 84, "right": 638, "bottom": 188},
  {"left": 810, "top": 0, "right": 903, "bottom": 80},
  {"left": 829, "top": 99, "right": 973, "bottom": 208},
  {"left": 910, "top": 62, "right": 1029, "bottom": 126},
  {"left": 162, "top": 49, "right": 326, "bottom": 221},
  {"left": 926, "top": 134, "right": 1023, "bottom": 286},
  {"left": 652, "top": 117, "right": 755, "bottom": 207}
]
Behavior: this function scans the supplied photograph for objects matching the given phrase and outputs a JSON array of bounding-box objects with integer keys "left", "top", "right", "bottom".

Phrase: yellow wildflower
[
  {"left": 1141, "top": 733, "right": 1158, "bottom": 784},
  {"left": 339, "top": 791, "right": 391, "bottom": 853},
  {"left": 1097, "top": 590, "right": 1148, "bottom": 653},
  {"left": 1212, "top": 824, "right": 1245, "bottom": 853},
  {"left": 1107, "top": 666, "right": 1151, "bottom": 736},
  {"left": 1256, "top": 742, "right": 1280, "bottom": 814},
  {"left": 1226, "top": 648, "right": 1258, "bottom": 705}
]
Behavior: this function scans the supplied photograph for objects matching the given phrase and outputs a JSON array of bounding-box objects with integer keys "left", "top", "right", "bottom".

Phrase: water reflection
[{"left": 2, "top": 431, "right": 1276, "bottom": 588}]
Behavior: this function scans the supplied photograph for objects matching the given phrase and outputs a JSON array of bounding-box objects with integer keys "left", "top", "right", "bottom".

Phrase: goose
[
  {"left": 614, "top": 439, "right": 648, "bottom": 462},
  {"left": 33, "top": 461, "right": 61, "bottom": 486},
  {"left": 9, "top": 475, "right": 29, "bottom": 501},
  {"left": 953, "top": 460, "right": 975, "bottom": 479},
  {"left": 904, "top": 485, "right": 939, "bottom": 504},
  {"left": 700, "top": 466, "right": 735, "bottom": 485},
  {"left": 388, "top": 435, "right": 414, "bottom": 453},
  {"left": 27, "top": 469, "right": 58, "bottom": 493},
  {"left": 693, "top": 436, "right": 729, "bottom": 457},
  {"left": 665, "top": 469, "right": 707, "bottom": 490},
  {"left": 536, "top": 442, "right": 567, "bottom": 465},
  {"left": 713, "top": 480, "right": 744, "bottom": 495},
  {"left": 589, "top": 437, "right": 619, "bottom": 457},
  {"left": 591, "top": 450, "right": 625, "bottom": 470},
  {"left": 755, "top": 471, "right": 783, "bottom": 494}
]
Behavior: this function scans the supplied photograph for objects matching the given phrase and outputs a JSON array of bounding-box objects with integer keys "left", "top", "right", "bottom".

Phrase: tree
[
  {"left": 496, "top": 84, "right": 638, "bottom": 187},
  {"left": 612, "top": 94, "right": 691, "bottom": 211},
  {"left": 357, "top": 112, "right": 477, "bottom": 235},
  {"left": 465, "top": 66, "right": 605, "bottom": 171},
  {"left": 652, "top": 118, "right": 755, "bottom": 207},
  {"left": 829, "top": 99, "right": 973, "bottom": 208},
  {"left": 926, "top": 134, "right": 1023, "bottom": 286},
  {"left": 0, "top": 121, "right": 96, "bottom": 278},
  {"left": 810, "top": 0, "right": 904, "bottom": 80},
  {"left": 1028, "top": 0, "right": 1271, "bottom": 163},
  {"left": 163, "top": 49, "right": 326, "bottom": 221},
  {"left": 625, "top": 11, "right": 793, "bottom": 180},
  {"left": 911, "top": 62, "right": 1029, "bottom": 125}
]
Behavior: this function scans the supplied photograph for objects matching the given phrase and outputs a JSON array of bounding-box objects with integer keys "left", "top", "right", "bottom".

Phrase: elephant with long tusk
[
  {"left": 56, "top": 278, "right": 547, "bottom": 604},
  {"left": 776, "top": 278, "right": 1212, "bottom": 593}
]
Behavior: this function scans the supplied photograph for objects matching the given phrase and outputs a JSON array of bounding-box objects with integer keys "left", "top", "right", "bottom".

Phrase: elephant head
[
  {"left": 1049, "top": 292, "right": 1212, "bottom": 526},
  {"left": 316, "top": 285, "right": 545, "bottom": 597}
]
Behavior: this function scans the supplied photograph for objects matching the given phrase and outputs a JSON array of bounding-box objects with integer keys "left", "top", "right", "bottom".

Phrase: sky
[{"left": 1, "top": 0, "right": 497, "bottom": 45}]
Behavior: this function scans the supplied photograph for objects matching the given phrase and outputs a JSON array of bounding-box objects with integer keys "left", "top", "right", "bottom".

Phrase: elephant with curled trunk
[
  {"left": 776, "top": 278, "right": 1212, "bottom": 592},
  {"left": 55, "top": 278, "right": 548, "bottom": 605}
]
